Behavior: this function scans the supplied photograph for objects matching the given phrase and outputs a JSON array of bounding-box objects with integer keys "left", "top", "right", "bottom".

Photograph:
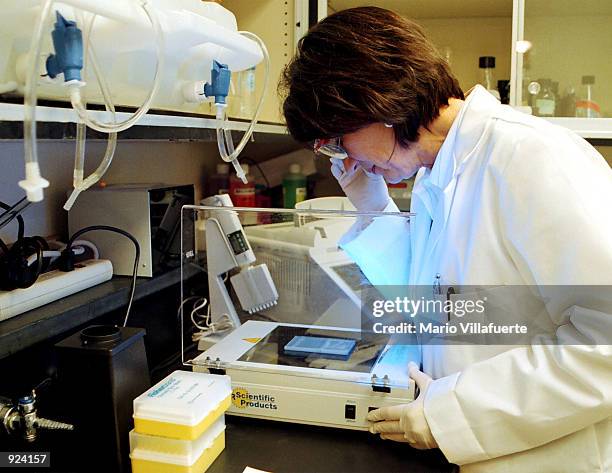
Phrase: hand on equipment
[
  {"left": 367, "top": 362, "right": 438, "bottom": 450},
  {"left": 330, "top": 157, "right": 390, "bottom": 212}
]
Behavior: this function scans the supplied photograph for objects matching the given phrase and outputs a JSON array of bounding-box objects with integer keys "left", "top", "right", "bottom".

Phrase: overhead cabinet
[{"left": 324, "top": 0, "right": 612, "bottom": 138}]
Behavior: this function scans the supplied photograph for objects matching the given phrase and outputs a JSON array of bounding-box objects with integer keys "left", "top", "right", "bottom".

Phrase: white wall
[
  {"left": 418, "top": 17, "right": 513, "bottom": 93},
  {"left": 222, "top": 0, "right": 295, "bottom": 123}
]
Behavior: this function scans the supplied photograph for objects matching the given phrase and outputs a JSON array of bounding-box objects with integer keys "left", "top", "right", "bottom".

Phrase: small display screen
[{"left": 227, "top": 230, "right": 250, "bottom": 255}]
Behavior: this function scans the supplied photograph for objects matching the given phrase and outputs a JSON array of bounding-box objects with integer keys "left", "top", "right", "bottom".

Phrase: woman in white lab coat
[{"left": 280, "top": 6, "right": 612, "bottom": 473}]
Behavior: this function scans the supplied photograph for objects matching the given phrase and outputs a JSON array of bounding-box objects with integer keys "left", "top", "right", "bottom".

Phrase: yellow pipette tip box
[
  {"left": 133, "top": 370, "right": 231, "bottom": 440},
  {"left": 130, "top": 417, "right": 226, "bottom": 473}
]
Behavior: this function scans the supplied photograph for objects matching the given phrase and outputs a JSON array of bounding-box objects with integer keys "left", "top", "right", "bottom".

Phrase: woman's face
[{"left": 341, "top": 123, "right": 428, "bottom": 184}]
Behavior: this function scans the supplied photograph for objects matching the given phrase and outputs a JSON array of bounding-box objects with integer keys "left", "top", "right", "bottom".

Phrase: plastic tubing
[
  {"left": 215, "top": 106, "right": 245, "bottom": 180},
  {"left": 21, "top": 0, "right": 54, "bottom": 202},
  {"left": 72, "top": 9, "right": 93, "bottom": 189},
  {"left": 215, "top": 31, "right": 270, "bottom": 183},
  {"left": 22, "top": 0, "right": 157, "bottom": 203},
  {"left": 64, "top": 12, "right": 118, "bottom": 211},
  {"left": 0, "top": 81, "right": 18, "bottom": 94},
  {"left": 68, "top": 0, "right": 164, "bottom": 133},
  {"left": 73, "top": 122, "right": 86, "bottom": 187}
]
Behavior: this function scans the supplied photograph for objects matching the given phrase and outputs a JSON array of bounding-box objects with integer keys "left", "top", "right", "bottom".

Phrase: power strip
[{"left": 0, "top": 259, "right": 113, "bottom": 322}]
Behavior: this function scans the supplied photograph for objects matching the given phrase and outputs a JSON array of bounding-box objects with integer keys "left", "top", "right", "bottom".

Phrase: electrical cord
[
  {"left": 60, "top": 225, "right": 140, "bottom": 327},
  {"left": 177, "top": 271, "right": 232, "bottom": 341},
  {"left": 0, "top": 197, "right": 31, "bottom": 232},
  {"left": 0, "top": 199, "right": 49, "bottom": 290},
  {"left": 1, "top": 201, "right": 105, "bottom": 294},
  {"left": 0, "top": 235, "right": 49, "bottom": 290},
  {"left": 176, "top": 295, "right": 205, "bottom": 321},
  {"left": 190, "top": 297, "right": 210, "bottom": 331},
  {"left": 171, "top": 296, "right": 206, "bottom": 364},
  {"left": 152, "top": 295, "right": 215, "bottom": 376},
  {"left": 188, "top": 296, "right": 233, "bottom": 338},
  {"left": 0, "top": 200, "right": 25, "bottom": 240},
  {"left": 153, "top": 271, "right": 236, "bottom": 375}
]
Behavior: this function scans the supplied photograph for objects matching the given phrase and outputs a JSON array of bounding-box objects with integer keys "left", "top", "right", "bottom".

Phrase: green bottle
[{"left": 282, "top": 163, "right": 307, "bottom": 208}]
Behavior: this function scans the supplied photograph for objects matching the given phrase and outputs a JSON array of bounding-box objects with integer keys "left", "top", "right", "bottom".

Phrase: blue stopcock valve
[
  {"left": 46, "top": 11, "right": 83, "bottom": 83},
  {"left": 204, "top": 60, "right": 231, "bottom": 105}
]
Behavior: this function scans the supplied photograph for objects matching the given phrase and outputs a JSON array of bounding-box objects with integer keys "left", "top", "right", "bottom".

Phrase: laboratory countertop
[
  {"left": 0, "top": 264, "right": 202, "bottom": 360},
  {"left": 208, "top": 416, "right": 457, "bottom": 473}
]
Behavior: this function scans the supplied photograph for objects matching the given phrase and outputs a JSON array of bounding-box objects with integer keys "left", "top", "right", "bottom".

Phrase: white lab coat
[{"left": 341, "top": 85, "right": 612, "bottom": 472}]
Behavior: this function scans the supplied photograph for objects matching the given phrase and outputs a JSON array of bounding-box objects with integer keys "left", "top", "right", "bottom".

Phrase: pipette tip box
[
  {"left": 130, "top": 370, "right": 231, "bottom": 472},
  {"left": 132, "top": 370, "right": 231, "bottom": 440}
]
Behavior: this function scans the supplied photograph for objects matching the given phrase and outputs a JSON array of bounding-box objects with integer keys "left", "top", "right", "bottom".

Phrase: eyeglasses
[{"left": 313, "top": 137, "right": 349, "bottom": 160}]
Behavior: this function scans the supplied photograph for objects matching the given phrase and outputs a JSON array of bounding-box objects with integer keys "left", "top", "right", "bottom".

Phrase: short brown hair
[{"left": 279, "top": 7, "right": 464, "bottom": 146}]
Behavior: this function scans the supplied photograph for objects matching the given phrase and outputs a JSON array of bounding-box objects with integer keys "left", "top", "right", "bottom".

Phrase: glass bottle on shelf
[
  {"left": 478, "top": 56, "right": 500, "bottom": 100},
  {"left": 229, "top": 164, "right": 256, "bottom": 207},
  {"left": 527, "top": 81, "right": 540, "bottom": 110},
  {"left": 521, "top": 49, "right": 533, "bottom": 108},
  {"left": 534, "top": 79, "right": 556, "bottom": 117},
  {"left": 206, "top": 163, "right": 230, "bottom": 197},
  {"left": 282, "top": 164, "right": 307, "bottom": 209},
  {"left": 559, "top": 86, "right": 577, "bottom": 117},
  {"left": 497, "top": 80, "right": 510, "bottom": 104},
  {"left": 229, "top": 164, "right": 257, "bottom": 225},
  {"left": 575, "top": 75, "right": 601, "bottom": 118},
  {"left": 551, "top": 81, "right": 560, "bottom": 115}
]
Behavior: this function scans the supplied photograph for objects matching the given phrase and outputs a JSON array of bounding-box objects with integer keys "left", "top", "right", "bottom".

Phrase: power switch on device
[{"left": 344, "top": 404, "right": 356, "bottom": 420}]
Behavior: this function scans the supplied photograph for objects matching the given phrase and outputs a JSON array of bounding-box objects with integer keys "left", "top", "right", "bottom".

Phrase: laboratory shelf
[
  {"left": 0, "top": 264, "right": 202, "bottom": 361},
  {"left": 0, "top": 102, "right": 291, "bottom": 142},
  {"left": 543, "top": 118, "right": 612, "bottom": 140},
  {"left": 2, "top": 103, "right": 611, "bottom": 141}
]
